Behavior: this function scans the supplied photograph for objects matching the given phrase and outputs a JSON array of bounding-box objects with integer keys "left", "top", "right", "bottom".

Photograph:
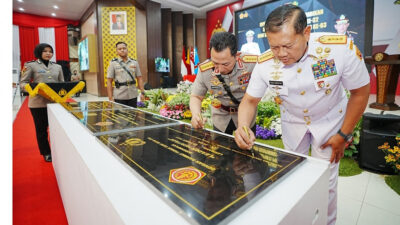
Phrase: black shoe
[{"left": 44, "top": 154, "right": 52, "bottom": 162}]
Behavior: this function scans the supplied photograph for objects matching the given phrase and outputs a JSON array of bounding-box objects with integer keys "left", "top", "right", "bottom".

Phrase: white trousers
[{"left": 288, "top": 130, "right": 338, "bottom": 225}]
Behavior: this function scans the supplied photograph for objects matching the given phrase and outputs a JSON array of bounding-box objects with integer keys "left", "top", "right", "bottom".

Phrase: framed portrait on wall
[{"left": 110, "top": 11, "right": 127, "bottom": 35}]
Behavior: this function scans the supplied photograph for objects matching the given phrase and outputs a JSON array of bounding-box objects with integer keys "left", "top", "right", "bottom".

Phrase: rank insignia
[
  {"left": 211, "top": 77, "right": 220, "bottom": 86},
  {"left": 169, "top": 166, "right": 206, "bottom": 185},
  {"left": 129, "top": 65, "right": 136, "bottom": 68},
  {"left": 355, "top": 45, "right": 362, "bottom": 60},
  {"left": 318, "top": 35, "right": 347, "bottom": 44},
  {"left": 317, "top": 80, "right": 325, "bottom": 88},
  {"left": 258, "top": 50, "right": 274, "bottom": 63},
  {"left": 238, "top": 72, "right": 250, "bottom": 85},
  {"left": 199, "top": 60, "right": 214, "bottom": 72},
  {"left": 349, "top": 40, "right": 354, "bottom": 50},
  {"left": 242, "top": 55, "right": 258, "bottom": 63},
  {"left": 311, "top": 59, "right": 337, "bottom": 80}
]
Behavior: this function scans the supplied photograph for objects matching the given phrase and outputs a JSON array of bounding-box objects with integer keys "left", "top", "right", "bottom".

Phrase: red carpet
[{"left": 13, "top": 99, "right": 68, "bottom": 225}]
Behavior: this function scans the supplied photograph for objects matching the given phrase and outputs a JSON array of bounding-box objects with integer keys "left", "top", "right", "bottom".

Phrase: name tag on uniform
[
  {"left": 269, "top": 80, "right": 283, "bottom": 86},
  {"left": 38, "top": 70, "right": 46, "bottom": 73},
  {"left": 211, "top": 85, "right": 221, "bottom": 90}
]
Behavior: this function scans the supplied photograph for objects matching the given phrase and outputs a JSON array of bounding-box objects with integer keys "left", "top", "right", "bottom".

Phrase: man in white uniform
[
  {"left": 234, "top": 5, "right": 370, "bottom": 225},
  {"left": 240, "top": 30, "right": 261, "bottom": 55}
]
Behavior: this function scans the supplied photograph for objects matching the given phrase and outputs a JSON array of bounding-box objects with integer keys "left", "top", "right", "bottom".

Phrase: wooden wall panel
[
  {"left": 145, "top": 1, "right": 162, "bottom": 88},
  {"left": 195, "top": 18, "right": 207, "bottom": 63},
  {"left": 183, "top": 14, "right": 194, "bottom": 49},
  {"left": 161, "top": 9, "right": 172, "bottom": 79},
  {"left": 172, "top": 12, "right": 183, "bottom": 83},
  {"left": 136, "top": 8, "right": 148, "bottom": 84}
]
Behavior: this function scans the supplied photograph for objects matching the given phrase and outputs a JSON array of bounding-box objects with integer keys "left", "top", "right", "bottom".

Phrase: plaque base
[{"left": 369, "top": 102, "right": 400, "bottom": 111}]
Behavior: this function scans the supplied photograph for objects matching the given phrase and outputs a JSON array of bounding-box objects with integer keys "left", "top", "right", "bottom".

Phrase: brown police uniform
[
  {"left": 20, "top": 59, "right": 64, "bottom": 108},
  {"left": 19, "top": 59, "right": 64, "bottom": 158},
  {"left": 191, "top": 52, "right": 258, "bottom": 133},
  {"left": 107, "top": 57, "right": 142, "bottom": 100}
]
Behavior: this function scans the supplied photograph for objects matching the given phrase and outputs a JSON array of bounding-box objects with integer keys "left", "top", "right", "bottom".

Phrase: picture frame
[{"left": 110, "top": 11, "right": 127, "bottom": 35}]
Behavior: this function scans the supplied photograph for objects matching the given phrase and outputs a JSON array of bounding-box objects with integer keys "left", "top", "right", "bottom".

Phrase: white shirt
[
  {"left": 246, "top": 32, "right": 370, "bottom": 151},
  {"left": 240, "top": 42, "right": 261, "bottom": 55}
]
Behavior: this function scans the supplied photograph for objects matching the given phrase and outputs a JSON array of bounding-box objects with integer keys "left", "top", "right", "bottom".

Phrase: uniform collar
[
  {"left": 117, "top": 57, "right": 131, "bottom": 63},
  {"left": 305, "top": 35, "right": 321, "bottom": 60}
]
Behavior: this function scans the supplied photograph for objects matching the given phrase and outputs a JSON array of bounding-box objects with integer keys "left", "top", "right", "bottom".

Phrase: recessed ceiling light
[
  {"left": 53, "top": 5, "right": 59, "bottom": 9},
  {"left": 17, "top": 0, "right": 24, "bottom": 2},
  {"left": 51, "top": 13, "right": 56, "bottom": 16},
  {"left": 19, "top": 8, "right": 24, "bottom": 11}
]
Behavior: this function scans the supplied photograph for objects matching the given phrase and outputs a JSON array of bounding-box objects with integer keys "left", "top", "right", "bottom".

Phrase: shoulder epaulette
[
  {"left": 258, "top": 50, "right": 274, "bottom": 63},
  {"left": 241, "top": 55, "right": 258, "bottom": 63},
  {"left": 50, "top": 61, "right": 56, "bottom": 64},
  {"left": 317, "top": 35, "right": 347, "bottom": 45},
  {"left": 111, "top": 58, "right": 118, "bottom": 62},
  {"left": 129, "top": 57, "right": 136, "bottom": 61},
  {"left": 26, "top": 60, "right": 35, "bottom": 64},
  {"left": 199, "top": 60, "right": 214, "bottom": 72}
]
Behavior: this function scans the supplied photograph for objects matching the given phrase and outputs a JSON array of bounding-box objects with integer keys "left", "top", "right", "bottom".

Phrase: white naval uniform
[
  {"left": 240, "top": 42, "right": 261, "bottom": 55},
  {"left": 246, "top": 32, "right": 370, "bottom": 225}
]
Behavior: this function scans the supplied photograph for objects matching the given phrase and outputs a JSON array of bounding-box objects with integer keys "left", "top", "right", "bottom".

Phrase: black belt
[
  {"left": 115, "top": 81, "right": 135, "bottom": 88},
  {"left": 220, "top": 105, "right": 238, "bottom": 113}
]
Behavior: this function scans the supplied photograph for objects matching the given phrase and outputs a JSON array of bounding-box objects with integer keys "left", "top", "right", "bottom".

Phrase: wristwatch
[{"left": 337, "top": 129, "right": 353, "bottom": 142}]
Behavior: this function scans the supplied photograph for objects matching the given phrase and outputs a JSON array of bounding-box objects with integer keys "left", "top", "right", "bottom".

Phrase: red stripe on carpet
[{"left": 13, "top": 99, "right": 68, "bottom": 225}]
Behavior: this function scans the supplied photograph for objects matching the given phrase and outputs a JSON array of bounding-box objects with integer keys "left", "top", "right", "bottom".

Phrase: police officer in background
[
  {"left": 234, "top": 5, "right": 370, "bottom": 225},
  {"left": 240, "top": 30, "right": 261, "bottom": 55},
  {"left": 190, "top": 32, "right": 258, "bottom": 135},
  {"left": 107, "top": 42, "right": 145, "bottom": 107},
  {"left": 20, "top": 43, "right": 64, "bottom": 162}
]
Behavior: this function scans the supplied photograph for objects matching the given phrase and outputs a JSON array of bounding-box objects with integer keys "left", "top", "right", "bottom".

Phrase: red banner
[{"left": 206, "top": 1, "right": 243, "bottom": 58}]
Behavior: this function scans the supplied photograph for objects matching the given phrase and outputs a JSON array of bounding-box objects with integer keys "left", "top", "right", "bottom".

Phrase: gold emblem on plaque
[
  {"left": 374, "top": 53, "right": 384, "bottom": 62},
  {"left": 169, "top": 166, "right": 206, "bottom": 185},
  {"left": 58, "top": 88, "right": 67, "bottom": 97},
  {"left": 121, "top": 138, "right": 146, "bottom": 146}
]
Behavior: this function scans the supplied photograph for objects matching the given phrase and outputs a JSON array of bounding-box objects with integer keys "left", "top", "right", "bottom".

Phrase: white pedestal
[{"left": 48, "top": 103, "right": 329, "bottom": 225}]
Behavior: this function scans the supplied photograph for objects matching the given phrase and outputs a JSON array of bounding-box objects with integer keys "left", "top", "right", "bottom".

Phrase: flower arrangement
[
  {"left": 159, "top": 93, "right": 191, "bottom": 120},
  {"left": 378, "top": 134, "right": 400, "bottom": 174},
  {"left": 145, "top": 89, "right": 168, "bottom": 112},
  {"left": 137, "top": 101, "right": 146, "bottom": 108},
  {"left": 176, "top": 80, "right": 193, "bottom": 94},
  {"left": 254, "top": 100, "right": 281, "bottom": 140},
  {"left": 256, "top": 125, "right": 279, "bottom": 140}
]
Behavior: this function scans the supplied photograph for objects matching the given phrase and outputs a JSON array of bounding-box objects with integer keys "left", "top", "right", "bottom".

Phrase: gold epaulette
[
  {"left": 241, "top": 55, "right": 258, "bottom": 63},
  {"left": 258, "top": 50, "right": 274, "bottom": 63},
  {"left": 199, "top": 60, "right": 214, "bottom": 72},
  {"left": 111, "top": 58, "right": 118, "bottom": 61},
  {"left": 317, "top": 35, "right": 347, "bottom": 44}
]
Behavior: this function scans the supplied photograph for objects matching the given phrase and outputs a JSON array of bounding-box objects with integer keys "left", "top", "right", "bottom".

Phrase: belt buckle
[{"left": 229, "top": 107, "right": 237, "bottom": 114}]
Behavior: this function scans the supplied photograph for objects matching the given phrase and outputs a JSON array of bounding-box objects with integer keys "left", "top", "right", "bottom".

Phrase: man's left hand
[{"left": 321, "top": 134, "right": 347, "bottom": 163}]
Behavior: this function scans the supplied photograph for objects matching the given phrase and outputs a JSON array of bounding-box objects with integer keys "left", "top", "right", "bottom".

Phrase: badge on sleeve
[{"left": 355, "top": 45, "right": 362, "bottom": 60}]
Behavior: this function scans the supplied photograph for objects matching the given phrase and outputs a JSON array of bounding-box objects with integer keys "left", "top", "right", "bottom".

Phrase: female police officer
[{"left": 20, "top": 43, "right": 64, "bottom": 162}]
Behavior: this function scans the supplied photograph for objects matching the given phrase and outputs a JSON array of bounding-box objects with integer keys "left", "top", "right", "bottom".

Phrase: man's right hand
[
  {"left": 234, "top": 126, "right": 255, "bottom": 150},
  {"left": 191, "top": 113, "right": 205, "bottom": 129}
]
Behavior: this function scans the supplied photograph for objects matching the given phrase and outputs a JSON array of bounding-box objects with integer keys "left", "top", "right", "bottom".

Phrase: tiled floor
[{"left": 12, "top": 92, "right": 400, "bottom": 225}]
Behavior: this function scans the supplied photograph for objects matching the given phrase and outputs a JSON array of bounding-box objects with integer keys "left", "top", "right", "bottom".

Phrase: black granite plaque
[
  {"left": 61, "top": 101, "right": 127, "bottom": 112},
  {"left": 71, "top": 108, "right": 179, "bottom": 135},
  {"left": 97, "top": 124, "right": 305, "bottom": 225}
]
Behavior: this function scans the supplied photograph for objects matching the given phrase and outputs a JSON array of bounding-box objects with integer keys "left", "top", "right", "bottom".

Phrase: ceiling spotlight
[
  {"left": 51, "top": 13, "right": 56, "bottom": 16},
  {"left": 17, "top": 0, "right": 24, "bottom": 2},
  {"left": 53, "top": 5, "right": 59, "bottom": 9},
  {"left": 19, "top": 8, "right": 24, "bottom": 11}
]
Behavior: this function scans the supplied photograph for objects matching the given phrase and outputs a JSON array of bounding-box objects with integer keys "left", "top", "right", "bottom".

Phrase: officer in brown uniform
[
  {"left": 190, "top": 32, "right": 258, "bottom": 135},
  {"left": 20, "top": 43, "right": 64, "bottom": 162},
  {"left": 107, "top": 42, "right": 145, "bottom": 107}
]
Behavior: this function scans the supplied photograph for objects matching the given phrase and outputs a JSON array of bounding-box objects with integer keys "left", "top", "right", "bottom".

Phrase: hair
[
  {"left": 33, "top": 43, "right": 53, "bottom": 60},
  {"left": 209, "top": 31, "right": 237, "bottom": 56},
  {"left": 116, "top": 42, "right": 127, "bottom": 48},
  {"left": 264, "top": 4, "right": 307, "bottom": 34}
]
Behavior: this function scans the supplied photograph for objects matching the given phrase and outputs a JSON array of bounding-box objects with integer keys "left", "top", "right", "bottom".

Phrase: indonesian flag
[
  {"left": 181, "top": 46, "right": 188, "bottom": 77},
  {"left": 190, "top": 47, "right": 195, "bottom": 75}
]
